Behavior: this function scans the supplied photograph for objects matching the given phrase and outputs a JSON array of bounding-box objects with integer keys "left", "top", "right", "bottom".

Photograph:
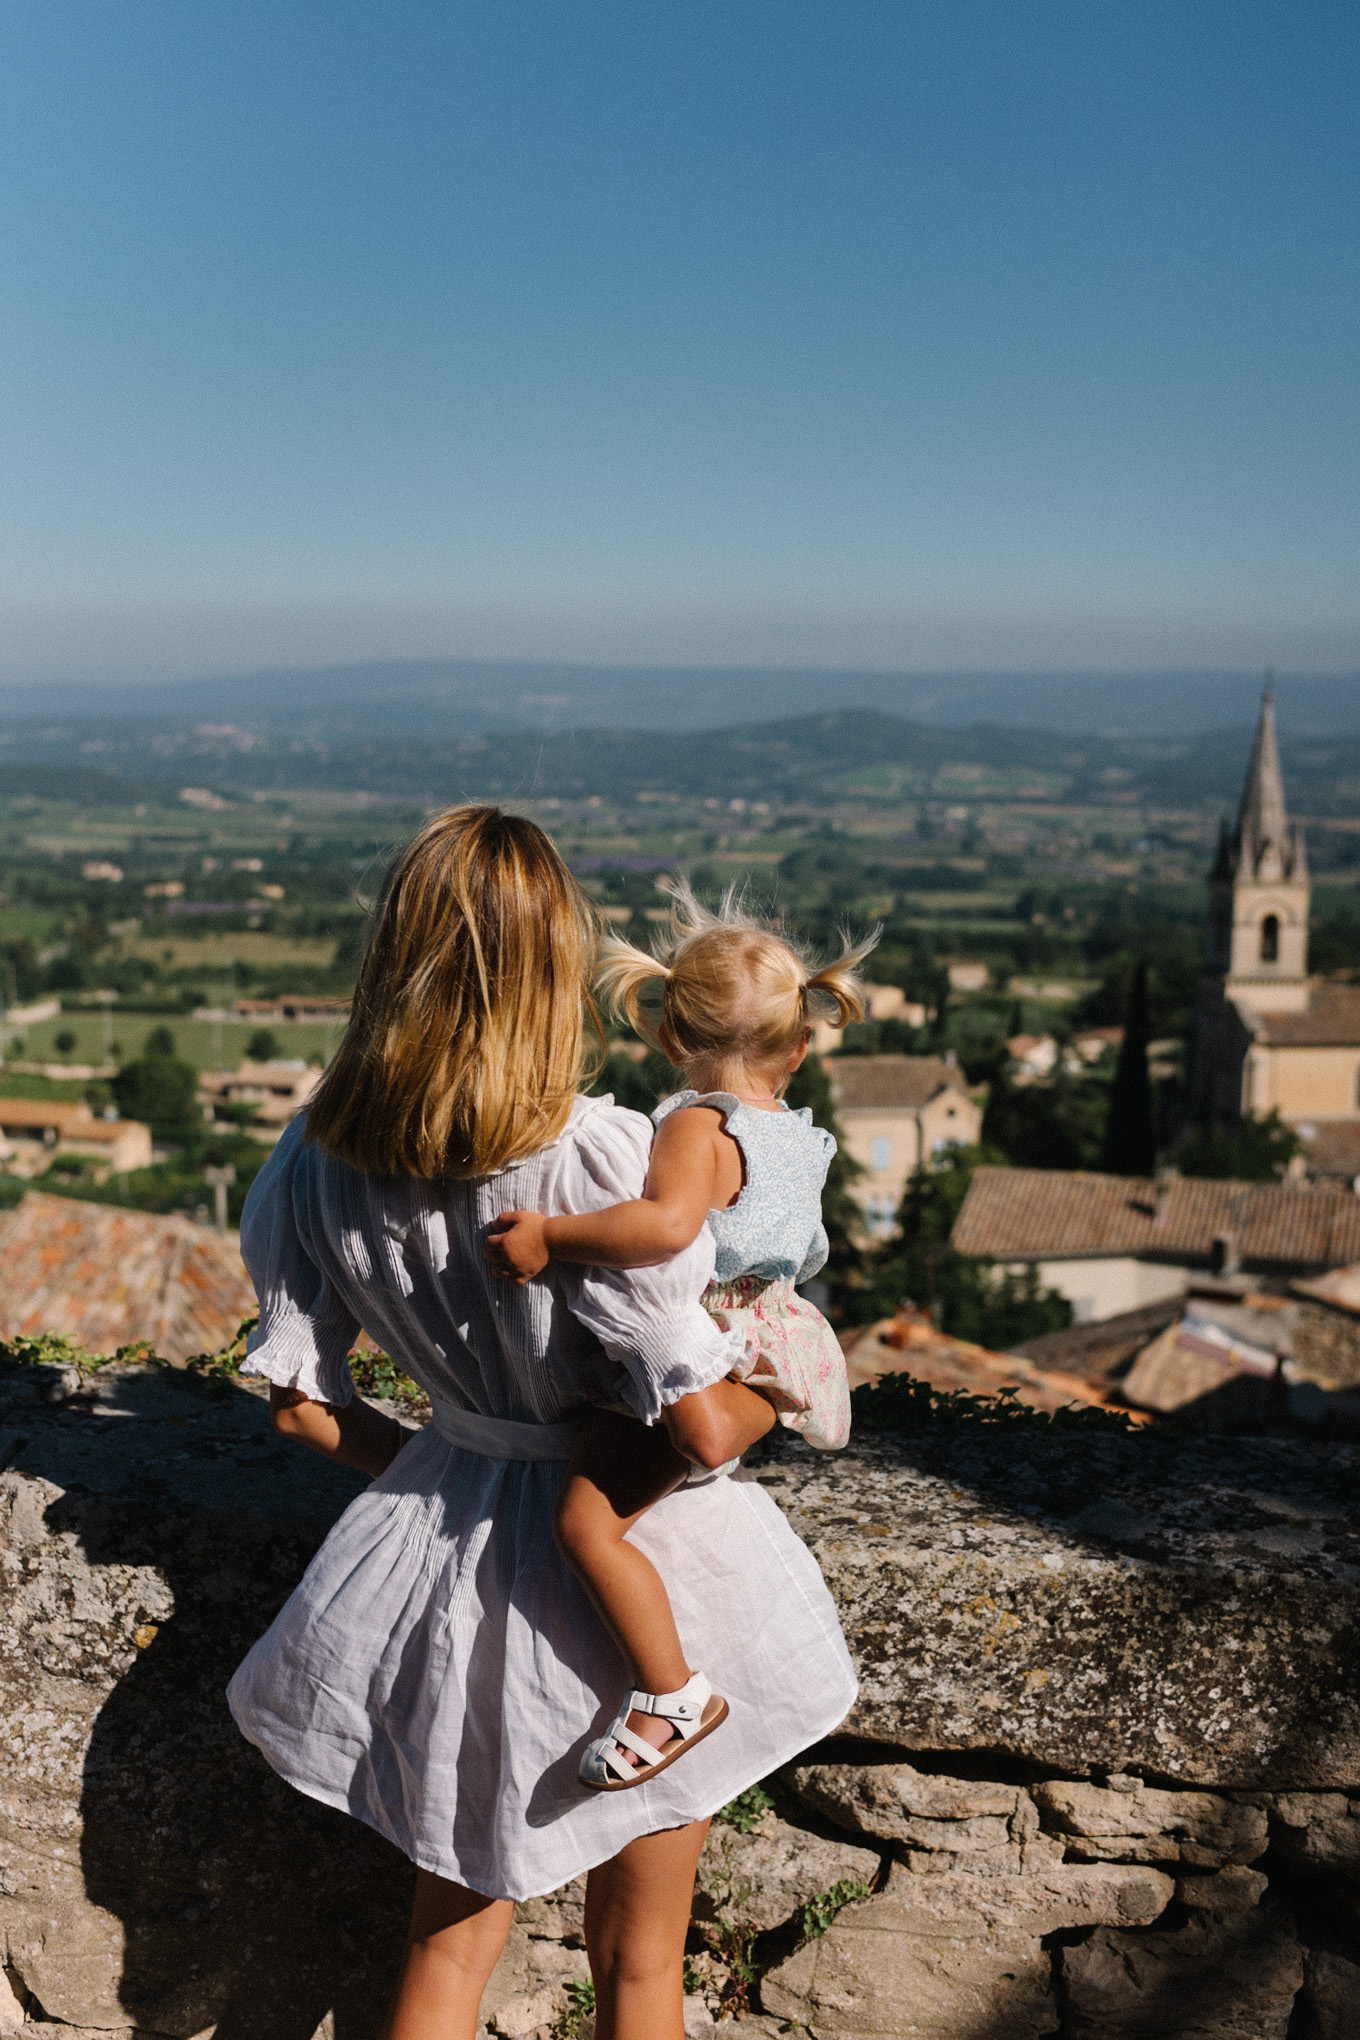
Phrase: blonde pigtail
[
  {"left": 594, "top": 933, "right": 672, "bottom": 1049},
  {"left": 802, "top": 926, "right": 882, "bottom": 1029}
]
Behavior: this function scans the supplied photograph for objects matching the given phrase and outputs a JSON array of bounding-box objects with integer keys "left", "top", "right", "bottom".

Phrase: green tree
[
  {"left": 981, "top": 1055, "right": 1105, "bottom": 1169},
  {"left": 1178, "top": 1110, "right": 1300, "bottom": 1183},
  {"left": 247, "top": 1028, "right": 280, "bottom": 1062},
  {"left": 1099, "top": 960, "right": 1156, "bottom": 1176},
  {"left": 53, "top": 1029, "right": 77, "bottom": 1056},
  {"left": 864, "top": 1145, "right": 1071, "bottom": 1346},
  {"left": 112, "top": 1044, "right": 200, "bottom": 1140},
  {"left": 589, "top": 1047, "right": 674, "bottom": 1115},
  {"left": 784, "top": 1054, "right": 864, "bottom": 1324}
]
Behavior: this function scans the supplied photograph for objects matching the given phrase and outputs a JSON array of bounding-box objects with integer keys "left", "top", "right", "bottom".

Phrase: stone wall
[{"left": 2, "top": 1357, "right": 1358, "bottom": 2039}]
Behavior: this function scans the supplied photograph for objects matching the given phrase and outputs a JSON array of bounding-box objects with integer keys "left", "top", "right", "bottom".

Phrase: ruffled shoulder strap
[{"left": 651, "top": 1088, "right": 746, "bottom": 1129}]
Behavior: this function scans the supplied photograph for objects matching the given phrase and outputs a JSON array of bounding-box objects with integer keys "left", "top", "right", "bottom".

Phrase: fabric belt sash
[{"left": 430, "top": 1400, "right": 582, "bottom": 1462}]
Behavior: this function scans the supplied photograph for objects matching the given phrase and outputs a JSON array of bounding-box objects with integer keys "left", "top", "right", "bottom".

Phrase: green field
[{"left": 5, "top": 1014, "right": 342, "bottom": 1074}]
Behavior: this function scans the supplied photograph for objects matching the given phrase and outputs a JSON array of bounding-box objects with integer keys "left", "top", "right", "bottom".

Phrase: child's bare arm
[
  {"left": 485, "top": 1108, "right": 723, "bottom": 1283},
  {"left": 268, "top": 1386, "right": 409, "bottom": 1477}
]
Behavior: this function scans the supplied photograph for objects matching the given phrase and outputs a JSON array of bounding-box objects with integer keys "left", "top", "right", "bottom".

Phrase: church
[{"left": 1187, "top": 690, "right": 1360, "bottom": 1161}]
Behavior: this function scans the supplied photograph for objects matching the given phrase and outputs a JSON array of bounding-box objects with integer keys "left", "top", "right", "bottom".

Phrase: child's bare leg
[{"left": 555, "top": 1411, "right": 692, "bottom": 1761}]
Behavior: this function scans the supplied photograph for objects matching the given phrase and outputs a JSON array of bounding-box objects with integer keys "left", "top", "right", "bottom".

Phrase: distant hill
[
  {"left": 8, "top": 700, "right": 1360, "bottom": 819},
  {"left": 1, "top": 657, "right": 1358, "bottom": 741}
]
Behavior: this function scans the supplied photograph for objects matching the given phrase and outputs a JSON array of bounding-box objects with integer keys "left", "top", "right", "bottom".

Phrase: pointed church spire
[{"left": 1235, "top": 684, "right": 1293, "bottom": 881}]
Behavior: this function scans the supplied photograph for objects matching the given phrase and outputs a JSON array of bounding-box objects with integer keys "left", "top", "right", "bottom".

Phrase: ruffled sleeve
[
  {"left": 238, "top": 1118, "right": 360, "bottom": 1407},
  {"left": 548, "top": 1098, "right": 745, "bottom": 1425}
]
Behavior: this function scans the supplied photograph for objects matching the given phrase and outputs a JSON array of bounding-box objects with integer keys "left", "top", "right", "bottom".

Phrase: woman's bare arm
[
  {"left": 269, "top": 1385, "right": 410, "bottom": 1478},
  {"left": 484, "top": 1108, "right": 724, "bottom": 1282},
  {"left": 662, "top": 1376, "right": 776, "bottom": 1469}
]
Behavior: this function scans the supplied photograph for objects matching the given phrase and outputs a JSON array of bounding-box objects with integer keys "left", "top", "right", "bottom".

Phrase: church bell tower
[
  {"left": 1188, "top": 687, "right": 1311, "bottom": 1124},
  {"left": 1210, "top": 687, "right": 1310, "bottom": 1016}
]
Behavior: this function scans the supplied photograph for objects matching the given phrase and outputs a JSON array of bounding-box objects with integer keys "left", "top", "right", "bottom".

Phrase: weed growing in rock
[
  {"left": 552, "top": 1976, "right": 595, "bottom": 2038},
  {"left": 716, "top": 1782, "right": 774, "bottom": 1832},
  {"left": 0, "top": 1329, "right": 103, "bottom": 1370},
  {"left": 850, "top": 1373, "right": 1142, "bottom": 1436},
  {"left": 795, "top": 1875, "right": 874, "bottom": 1940},
  {"left": 0, "top": 1318, "right": 431, "bottom": 1416},
  {"left": 693, "top": 1831, "right": 760, "bottom": 2016},
  {"left": 344, "top": 1347, "right": 431, "bottom": 1416}
]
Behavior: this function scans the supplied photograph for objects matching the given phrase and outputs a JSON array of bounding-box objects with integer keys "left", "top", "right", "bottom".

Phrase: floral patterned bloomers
[{"left": 652, "top": 1091, "right": 851, "bottom": 1451}]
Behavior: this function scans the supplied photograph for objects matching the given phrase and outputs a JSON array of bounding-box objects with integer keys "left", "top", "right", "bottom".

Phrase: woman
[{"left": 227, "top": 806, "right": 857, "bottom": 2040}]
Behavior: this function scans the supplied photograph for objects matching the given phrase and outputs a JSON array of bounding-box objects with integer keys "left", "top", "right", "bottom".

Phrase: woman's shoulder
[
  {"left": 564, "top": 1091, "right": 655, "bottom": 1148},
  {"left": 545, "top": 1093, "right": 655, "bottom": 1209}
]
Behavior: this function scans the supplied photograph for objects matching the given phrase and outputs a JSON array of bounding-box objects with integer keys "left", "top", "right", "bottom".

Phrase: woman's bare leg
[
  {"left": 379, "top": 1868, "right": 514, "bottom": 2040},
  {"left": 586, "top": 1818, "right": 710, "bottom": 2040},
  {"left": 555, "top": 1411, "right": 692, "bottom": 1759}
]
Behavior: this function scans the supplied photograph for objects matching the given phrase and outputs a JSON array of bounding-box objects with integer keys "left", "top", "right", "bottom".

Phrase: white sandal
[{"left": 579, "top": 1671, "right": 729, "bottom": 1791}]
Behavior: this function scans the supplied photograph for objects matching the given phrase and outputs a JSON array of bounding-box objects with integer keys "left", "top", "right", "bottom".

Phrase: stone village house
[
  {"left": 830, "top": 1054, "right": 983, "bottom": 1236},
  {"left": 0, "top": 1099, "right": 151, "bottom": 1179},
  {"left": 952, "top": 1165, "right": 1360, "bottom": 1324}
]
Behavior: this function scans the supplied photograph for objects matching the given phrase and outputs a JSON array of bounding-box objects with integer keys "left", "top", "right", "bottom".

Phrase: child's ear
[
  {"left": 787, "top": 1027, "right": 813, "bottom": 1074},
  {"left": 657, "top": 1023, "right": 683, "bottom": 1068}
]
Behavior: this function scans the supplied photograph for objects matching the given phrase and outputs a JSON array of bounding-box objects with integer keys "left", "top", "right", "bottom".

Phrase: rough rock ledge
[{"left": 2, "top": 1359, "right": 1358, "bottom": 2039}]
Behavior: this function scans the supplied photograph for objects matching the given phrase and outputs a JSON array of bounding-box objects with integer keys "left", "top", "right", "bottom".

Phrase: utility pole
[{"left": 203, "top": 1163, "right": 236, "bottom": 1232}]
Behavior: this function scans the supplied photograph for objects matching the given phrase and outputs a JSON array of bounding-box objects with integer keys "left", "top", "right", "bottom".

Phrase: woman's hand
[
  {"left": 484, "top": 1211, "right": 551, "bottom": 1283},
  {"left": 269, "top": 1386, "right": 410, "bottom": 1478},
  {"left": 662, "top": 1376, "right": 776, "bottom": 1471}
]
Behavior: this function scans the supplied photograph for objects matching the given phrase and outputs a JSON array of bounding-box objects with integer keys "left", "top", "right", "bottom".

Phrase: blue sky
[{"left": 0, "top": 1, "right": 1357, "bottom": 687}]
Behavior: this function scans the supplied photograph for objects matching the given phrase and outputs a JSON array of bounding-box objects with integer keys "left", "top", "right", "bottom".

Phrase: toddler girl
[{"left": 485, "top": 884, "right": 876, "bottom": 1791}]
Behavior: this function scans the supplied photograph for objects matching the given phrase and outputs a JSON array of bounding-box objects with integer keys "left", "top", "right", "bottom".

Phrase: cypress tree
[
  {"left": 785, "top": 1054, "right": 864, "bottom": 1320},
  {"left": 1100, "top": 960, "right": 1156, "bottom": 1175}
]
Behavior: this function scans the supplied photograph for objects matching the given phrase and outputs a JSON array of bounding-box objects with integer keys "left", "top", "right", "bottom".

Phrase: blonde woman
[{"left": 226, "top": 808, "right": 856, "bottom": 2040}]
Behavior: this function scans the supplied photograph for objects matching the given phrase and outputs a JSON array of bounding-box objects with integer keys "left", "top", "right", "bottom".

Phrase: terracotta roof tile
[
  {"left": 1299, "top": 1122, "right": 1360, "bottom": 1180},
  {"left": 952, "top": 1166, "right": 1360, "bottom": 1273},
  {"left": 829, "top": 1054, "right": 969, "bottom": 1112},
  {"left": 0, "top": 1191, "right": 257, "bottom": 1362}
]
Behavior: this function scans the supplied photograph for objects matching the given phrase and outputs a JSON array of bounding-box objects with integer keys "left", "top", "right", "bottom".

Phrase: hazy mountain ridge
[
  {"left": 8, "top": 702, "right": 1360, "bottom": 818},
  {"left": 1, "top": 659, "right": 1358, "bottom": 742}
]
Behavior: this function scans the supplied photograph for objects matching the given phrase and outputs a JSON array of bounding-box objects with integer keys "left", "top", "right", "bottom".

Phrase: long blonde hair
[
  {"left": 596, "top": 879, "right": 878, "bottom": 1087},
  {"left": 307, "top": 805, "right": 599, "bottom": 1177}
]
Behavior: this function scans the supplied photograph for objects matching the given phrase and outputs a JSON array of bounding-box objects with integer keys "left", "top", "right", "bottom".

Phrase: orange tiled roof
[
  {"left": 0, "top": 1191, "right": 257, "bottom": 1362},
  {"left": 0, "top": 1101, "right": 147, "bottom": 1145},
  {"left": 1299, "top": 1121, "right": 1360, "bottom": 1180},
  {"left": 0, "top": 1099, "right": 94, "bottom": 1131},
  {"left": 952, "top": 1165, "right": 1360, "bottom": 1272}
]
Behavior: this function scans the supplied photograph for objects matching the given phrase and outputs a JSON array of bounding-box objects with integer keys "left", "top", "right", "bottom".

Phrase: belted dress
[{"left": 225, "top": 1096, "right": 858, "bottom": 1901}]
